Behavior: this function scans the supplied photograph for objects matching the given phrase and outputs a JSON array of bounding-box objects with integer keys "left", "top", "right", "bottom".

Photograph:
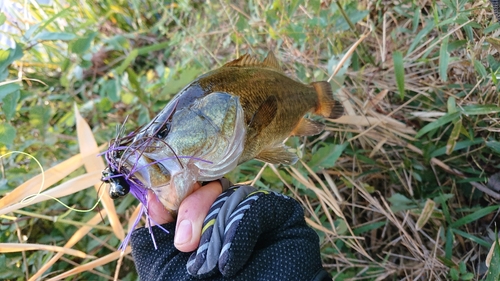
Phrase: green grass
[{"left": 1, "top": 0, "right": 500, "bottom": 280}]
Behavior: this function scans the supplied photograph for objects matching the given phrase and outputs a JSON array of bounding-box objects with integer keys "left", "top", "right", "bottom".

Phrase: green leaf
[
  {"left": 0, "top": 83, "right": 20, "bottom": 100},
  {"left": 485, "top": 23, "right": 500, "bottom": 35},
  {"left": 33, "top": 32, "right": 76, "bottom": 41},
  {"left": 117, "top": 40, "right": 167, "bottom": 75},
  {"left": 450, "top": 205, "right": 500, "bottom": 228},
  {"left": 0, "top": 267, "right": 23, "bottom": 279},
  {"left": 353, "top": 221, "right": 387, "bottom": 235},
  {"left": 29, "top": 106, "right": 52, "bottom": 133},
  {"left": 136, "top": 40, "right": 170, "bottom": 55},
  {"left": 71, "top": 32, "right": 97, "bottom": 54},
  {"left": 38, "top": 7, "right": 71, "bottom": 31},
  {"left": 104, "top": 78, "right": 120, "bottom": 102},
  {"left": 461, "top": 105, "right": 500, "bottom": 115},
  {"left": 449, "top": 268, "right": 459, "bottom": 280},
  {"left": 459, "top": 261, "right": 467, "bottom": 274},
  {"left": 0, "top": 13, "right": 6, "bottom": 26},
  {"left": 433, "top": 193, "right": 455, "bottom": 207},
  {"left": 0, "top": 43, "right": 23, "bottom": 73},
  {"left": 125, "top": 67, "right": 148, "bottom": 104},
  {"left": 415, "top": 111, "right": 461, "bottom": 138},
  {"left": 448, "top": 40, "right": 467, "bottom": 52},
  {"left": 408, "top": 19, "right": 435, "bottom": 54},
  {"left": 486, "top": 141, "right": 500, "bottom": 155},
  {"left": 452, "top": 229, "right": 491, "bottom": 248},
  {"left": 461, "top": 273, "right": 474, "bottom": 280},
  {"left": 430, "top": 138, "right": 484, "bottom": 158},
  {"left": 387, "top": 193, "right": 418, "bottom": 212},
  {"left": 473, "top": 60, "right": 488, "bottom": 78},
  {"left": 439, "top": 37, "right": 449, "bottom": 81},
  {"left": 447, "top": 96, "right": 456, "bottom": 113},
  {"left": 307, "top": 143, "right": 347, "bottom": 172},
  {"left": 24, "top": 23, "right": 41, "bottom": 40},
  {"left": 116, "top": 49, "right": 138, "bottom": 74},
  {"left": 0, "top": 123, "right": 16, "bottom": 146},
  {"left": 445, "top": 227, "right": 453, "bottom": 259},
  {"left": 485, "top": 238, "right": 500, "bottom": 281},
  {"left": 1, "top": 90, "right": 20, "bottom": 121},
  {"left": 393, "top": 51, "right": 405, "bottom": 99}
]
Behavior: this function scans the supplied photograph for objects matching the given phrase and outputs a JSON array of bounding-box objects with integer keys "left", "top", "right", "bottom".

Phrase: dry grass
[{"left": 1, "top": 0, "right": 500, "bottom": 280}]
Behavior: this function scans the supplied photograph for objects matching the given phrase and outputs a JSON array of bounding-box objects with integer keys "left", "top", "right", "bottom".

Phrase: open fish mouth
[{"left": 101, "top": 137, "right": 208, "bottom": 211}]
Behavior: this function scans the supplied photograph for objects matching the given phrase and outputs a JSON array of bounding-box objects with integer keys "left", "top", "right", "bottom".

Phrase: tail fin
[{"left": 311, "top": 81, "right": 344, "bottom": 119}]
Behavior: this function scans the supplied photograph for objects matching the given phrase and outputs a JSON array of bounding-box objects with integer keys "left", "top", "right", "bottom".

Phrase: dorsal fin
[
  {"left": 262, "top": 51, "right": 282, "bottom": 72},
  {"left": 223, "top": 52, "right": 283, "bottom": 72},
  {"left": 223, "top": 54, "right": 262, "bottom": 67}
]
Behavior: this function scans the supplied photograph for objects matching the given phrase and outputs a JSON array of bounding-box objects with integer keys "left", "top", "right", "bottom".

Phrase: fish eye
[{"left": 156, "top": 122, "right": 171, "bottom": 139}]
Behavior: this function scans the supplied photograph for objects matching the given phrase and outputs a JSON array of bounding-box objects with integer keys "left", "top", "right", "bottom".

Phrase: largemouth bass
[{"left": 102, "top": 52, "right": 344, "bottom": 212}]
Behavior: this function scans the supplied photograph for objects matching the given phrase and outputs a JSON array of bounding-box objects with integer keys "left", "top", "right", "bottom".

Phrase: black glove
[
  {"left": 131, "top": 185, "right": 331, "bottom": 281},
  {"left": 491, "top": 0, "right": 499, "bottom": 21}
]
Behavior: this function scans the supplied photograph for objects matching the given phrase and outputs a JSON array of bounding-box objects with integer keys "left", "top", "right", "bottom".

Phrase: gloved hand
[{"left": 131, "top": 185, "right": 331, "bottom": 281}]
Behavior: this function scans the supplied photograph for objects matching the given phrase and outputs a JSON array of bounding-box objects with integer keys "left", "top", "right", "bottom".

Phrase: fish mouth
[{"left": 120, "top": 151, "right": 199, "bottom": 212}]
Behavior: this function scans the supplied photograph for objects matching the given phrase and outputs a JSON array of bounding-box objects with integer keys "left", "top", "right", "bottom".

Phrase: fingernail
[{"left": 174, "top": 220, "right": 192, "bottom": 245}]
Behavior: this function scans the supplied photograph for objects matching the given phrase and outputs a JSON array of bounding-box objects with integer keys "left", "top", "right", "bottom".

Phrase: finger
[
  {"left": 146, "top": 190, "right": 174, "bottom": 225},
  {"left": 174, "top": 181, "right": 222, "bottom": 252}
]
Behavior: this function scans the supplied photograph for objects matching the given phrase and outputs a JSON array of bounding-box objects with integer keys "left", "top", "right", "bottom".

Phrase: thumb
[{"left": 174, "top": 181, "right": 222, "bottom": 252}]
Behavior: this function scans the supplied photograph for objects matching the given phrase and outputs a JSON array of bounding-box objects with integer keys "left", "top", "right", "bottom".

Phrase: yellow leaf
[
  {"left": 30, "top": 211, "right": 108, "bottom": 281},
  {"left": 0, "top": 154, "right": 84, "bottom": 209},
  {"left": 45, "top": 247, "right": 132, "bottom": 281},
  {"left": 0, "top": 243, "right": 95, "bottom": 259},
  {"left": 416, "top": 199, "right": 436, "bottom": 231},
  {"left": 74, "top": 104, "right": 124, "bottom": 240}
]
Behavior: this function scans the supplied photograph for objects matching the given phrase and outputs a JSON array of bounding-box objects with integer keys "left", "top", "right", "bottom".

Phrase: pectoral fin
[
  {"left": 256, "top": 145, "right": 298, "bottom": 165},
  {"left": 291, "top": 118, "right": 325, "bottom": 136},
  {"left": 247, "top": 95, "right": 278, "bottom": 139}
]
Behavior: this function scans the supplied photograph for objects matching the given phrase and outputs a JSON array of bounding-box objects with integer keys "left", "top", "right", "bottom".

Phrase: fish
[{"left": 101, "top": 51, "right": 344, "bottom": 213}]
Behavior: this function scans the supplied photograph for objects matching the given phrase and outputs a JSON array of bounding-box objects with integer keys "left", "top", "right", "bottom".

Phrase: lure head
[{"left": 101, "top": 166, "right": 130, "bottom": 199}]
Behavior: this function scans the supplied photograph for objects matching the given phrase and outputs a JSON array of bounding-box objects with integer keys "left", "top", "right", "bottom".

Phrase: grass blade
[
  {"left": 416, "top": 199, "right": 436, "bottom": 230},
  {"left": 450, "top": 205, "right": 500, "bottom": 228},
  {"left": 393, "top": 51, "right": 405, "bottom": 99},
  {"left": 439, "top": 37, "right": 449, "bottom": 81},
  {"left": 446, "top": 119, "right": 462, "bottom": 155},
  {"left": 461, "top": 105, "right": 500, "bottom": 115},
  {"left": 0, "top": 171, "right": 101, "bottom": 216},
  {"left": 415, "top": 111, "right": 461, "bottom": 138},
  {"left": 0, "top": 243, "right": 95, "bottom": 259},
  {"left": 485, "top": 238, "right": 500, "bottom": 281},
  {"left": 30, "top": 211, "right": 107, "bottom": 281},
  {"left": 452, "top": 228, "right": 491, "bottom": 248},
  {"left": 45, "top": 247, "right": 132, "bottom": 281},
  {"left": 0, "top": 154, "right": 84, "bottom": 209}
]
